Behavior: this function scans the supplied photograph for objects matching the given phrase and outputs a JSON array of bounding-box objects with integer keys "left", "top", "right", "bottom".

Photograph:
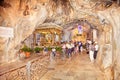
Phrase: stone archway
[{"left": 61, "top": 13, "right": 114, "bottom": 79}]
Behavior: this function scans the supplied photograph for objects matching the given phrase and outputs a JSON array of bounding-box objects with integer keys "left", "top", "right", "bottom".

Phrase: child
[
  {"left": 52, "top": 47, "right": 56, "bottom": 57},
  {"left": 43, "top": 46, "right": 48, "bottom": 56}
]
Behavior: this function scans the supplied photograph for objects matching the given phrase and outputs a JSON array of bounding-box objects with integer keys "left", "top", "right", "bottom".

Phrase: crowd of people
[
  {"left": 59, "top": 40, "right": 99, "bottom": 63},
  {"left": 18, "top": 40, "right": 99, "bottom": 63}
]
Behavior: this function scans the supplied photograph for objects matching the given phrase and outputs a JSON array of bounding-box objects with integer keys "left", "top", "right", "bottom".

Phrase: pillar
[
  {"left": 33, "top": 32, "right": 36, "bottom": 47},
  {"left": 93, "top": 29, "right": 97, "bottom": 41},
  {"left": 51, "top": 33, "right": 55, "bottom": 46},
  {"left": 59, "top": 34, "right": 61, "bottom": 44}
]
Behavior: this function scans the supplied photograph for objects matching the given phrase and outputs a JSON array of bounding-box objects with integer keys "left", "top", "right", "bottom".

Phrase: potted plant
[
  {"left": 34, "top": 47, "right": 43, "bottom": 53},
  {"left": 47, "top": 46, "right": 52, "bottom": 54},
  {"left": 47, "top": 46, "right": 52, "bottom": 51},
  {"left": 26, "top": 48, "right": 32, "bottom": 58},
  {"left": 55, "top": 46, "right": 62, "bottom": 54},
  {"left": 34, "top": 47, "right": 40, "bottom": 53},
  {"left": 21, "top": 45, "right": 32, "bottom": 58}
]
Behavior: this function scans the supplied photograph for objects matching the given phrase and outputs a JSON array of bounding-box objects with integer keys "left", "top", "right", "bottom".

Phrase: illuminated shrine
[
  {"left": 71, "top": 25, "right": 87, "bottom": 43},
  {"left": 33, "top": 23, "right": 63, "bottom": 46}
]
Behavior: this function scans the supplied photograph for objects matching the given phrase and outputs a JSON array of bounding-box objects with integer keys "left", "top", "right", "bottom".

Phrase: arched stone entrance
[
  {"left": 62, "top": 15, "right": 113, "bottom": 80},
  {"left": 62, "top": 19, "right": 99, "bottom": 43}
]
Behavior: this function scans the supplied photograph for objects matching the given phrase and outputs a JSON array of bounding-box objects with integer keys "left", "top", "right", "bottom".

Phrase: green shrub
[
  {"left": 21, "top": 45, "right": 32, "bottom": 53},
  {"left": 34, "top": 47, "right": 43, "bottom": 53},
  {"left": 47, "top": 46, "right": 52, "bottom": 51},
  {"left": 55, "top": 46, "right": 62, "bottom": 53}
]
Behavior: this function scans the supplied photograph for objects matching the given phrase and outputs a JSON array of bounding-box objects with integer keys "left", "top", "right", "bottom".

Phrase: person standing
[
  {"left": 75, "top": 44, "right": 79, "bottom": 54},
  {"left": 89, "top": 41, "right": 95, "bottom": 63},
  {"left": 80, "top": 42, "right": 83, "bottom": 54},
  {"left": 85, "top": 41, "right": 90, "bottom": 54},
  {"left": 66, "top": 42, "right": 72, "bottom": 58},
  {"left": 70, "top": 41, "right": 75, "bottom": 54},
  {"left": 78, "top": 41, "right": 81, "bottom": 52},
  {"left": 49, "top": 48, "right": 56, "bottom": 69},
  {"left": 43, "top": 46, "right": 48, "bottom": 56},
  {"left": 62, "top": 42, "right": 66, "bottom": 60},
  {"left": 94, "top": 42, "right": 99, "bottom": 60},
  {"left": 52, "top": 47, "right": 56, "bottom": 57}
]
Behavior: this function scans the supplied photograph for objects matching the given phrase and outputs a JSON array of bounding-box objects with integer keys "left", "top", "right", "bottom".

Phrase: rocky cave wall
[
  {"left": 0, "top": 0, "right": 48, "bottom": 63},
  {"left": 105, "top": 8, "right": 120, "bottom": 80},
  {"left": 94, "top": 6, "right": 120, "bottom": 80},
  {"left": 0, "top": 0, "right": 75, "bottom": 63},
  {"left": 0, "top": 0, "right": 120, "bottom": 79}
]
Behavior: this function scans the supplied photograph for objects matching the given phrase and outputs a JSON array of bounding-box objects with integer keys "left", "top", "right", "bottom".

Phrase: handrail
[
  {"left": 0, "top": 56, "right": 49, "bottom": 77},
  {"left": 0, "top": 65, "right": 26, "bottom": 76}
]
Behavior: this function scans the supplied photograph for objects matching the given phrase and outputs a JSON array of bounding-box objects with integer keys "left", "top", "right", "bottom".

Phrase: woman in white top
[
  {"left": 94, "top": 42, "right": 99, "bottom": 59},
  {"left": 89, "top": 41, "right": 95, "bottom": 62}
]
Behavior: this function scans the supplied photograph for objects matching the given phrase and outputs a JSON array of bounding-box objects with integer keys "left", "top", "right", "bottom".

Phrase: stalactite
[
  {"left": 49, "top": 0, "right": 71, "bottom": 15},
  {"left": 19, "top": 0, "right": 22, "bottom": 10},
  {"left": 23, "top": 5, "right": 30, "bottom": 16}
]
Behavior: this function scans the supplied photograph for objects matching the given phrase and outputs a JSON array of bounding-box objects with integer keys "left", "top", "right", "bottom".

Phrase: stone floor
[{"left": 40, "top": 53, "right": 105, "bottom": 80}]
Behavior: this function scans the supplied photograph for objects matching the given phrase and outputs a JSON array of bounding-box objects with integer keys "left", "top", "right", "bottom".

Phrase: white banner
[{"left": 0, "top": 27, "right": 14, "bottom": 38}]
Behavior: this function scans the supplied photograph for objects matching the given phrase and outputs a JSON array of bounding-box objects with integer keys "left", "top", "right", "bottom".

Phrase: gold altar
[
  {"left": 34, "top": 23, "right": 63, "bottom": 46},
  {"left": 72, "top": 27, "right": 87, "bottom": 43}
]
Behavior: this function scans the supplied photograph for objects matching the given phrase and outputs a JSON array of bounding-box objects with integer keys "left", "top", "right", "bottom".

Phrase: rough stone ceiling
[
  {"left": 0, "top": 0, "right": 118, "bottom": 39},
  {"left": 0, "top": 0, "right": 119, "bottom": 38},
  {"left": 0, "top": 0, "right": 118, "bottom": 27}
]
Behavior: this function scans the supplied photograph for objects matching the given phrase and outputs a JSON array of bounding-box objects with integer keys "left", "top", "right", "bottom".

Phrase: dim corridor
[{"left": 40, "top": 53, "right": 105, "bottom": 80}]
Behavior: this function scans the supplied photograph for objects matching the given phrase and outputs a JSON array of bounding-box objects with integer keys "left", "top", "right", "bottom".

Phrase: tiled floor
[{"left": 40, "top": 53, "right": 105, "bottom": 80}]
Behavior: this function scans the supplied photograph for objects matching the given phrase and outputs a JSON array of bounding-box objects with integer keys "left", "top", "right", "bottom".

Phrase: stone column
[
  {"left": 93, "top": 29, "right": 97, "bottom": 41},
  {"left": 52, "top": 33, "right": 55, "bottom": 45},
  {"left": 59, "top": 34, "right": 61, "bottom": 44},
  {"left": 101, "top": 25, "right": 113, "bottom": 80},
  {"left": 96, "top": 31, "right": 106, "bottom": 66},
  {"left": 33, "top": 32, "right": 36, "bottom": 47}
]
